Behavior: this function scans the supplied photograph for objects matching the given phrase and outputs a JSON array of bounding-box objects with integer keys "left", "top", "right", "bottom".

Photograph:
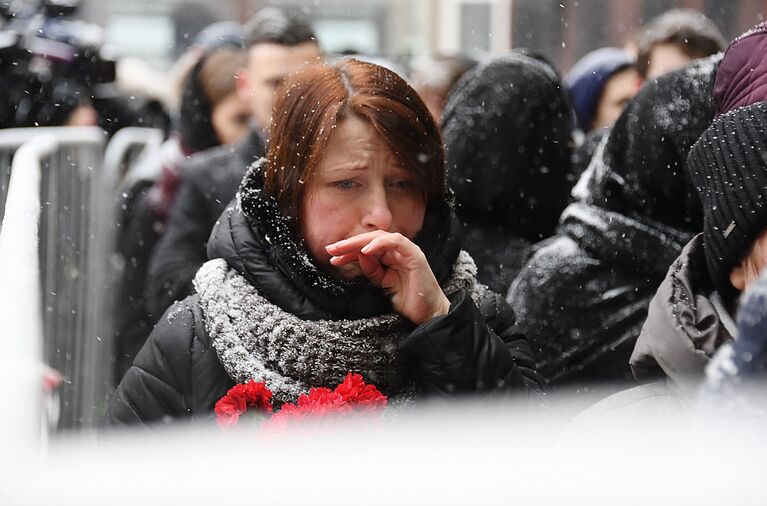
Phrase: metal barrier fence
[
  {"left": 0, "top": 127, "right": 95, "bottom": 230},
  {"left": 0, "top": 126, "right": 164, "bottom": 431}
]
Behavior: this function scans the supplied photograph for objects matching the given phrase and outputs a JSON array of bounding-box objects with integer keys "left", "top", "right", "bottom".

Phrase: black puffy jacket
[
  {"left": 145, "top": 129, "right": 266, "bottom": 320},
  {"left": 106, "top": 175, "right": 543, "bottom": 427}
]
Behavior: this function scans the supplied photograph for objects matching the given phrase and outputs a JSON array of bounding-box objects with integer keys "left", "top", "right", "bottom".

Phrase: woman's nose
[{"left": 362, "top": 187, "right": 394, "bottom": 231}]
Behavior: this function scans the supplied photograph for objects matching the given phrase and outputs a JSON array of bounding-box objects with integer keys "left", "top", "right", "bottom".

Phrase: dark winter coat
[
  {"left": 112, "top": 48, "right": 243, "bottom": 378},
  {"left": 112, "top": 179, "right": 159, "bottom": 380},
  {"left": 507, "top": 56, "right": 721, "bottom": 385},
  {"left": 568, "top": 235, "right": 736, "bottom": 423},
  {"left": 509, "top": 202, "right": 692, "bottom": 384},
  {"left": 460, "top": 224, "right": 531, "bottom": 296},
  {"left": 144, "top": 129, "right": 266, "bottom": 320},
  {"left": 106, "top": 178, "right": 543, "bottom": 427}
]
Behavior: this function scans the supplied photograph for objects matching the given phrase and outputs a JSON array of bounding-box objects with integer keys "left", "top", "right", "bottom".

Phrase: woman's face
[
  {"left": 301, "top": 115, "right": 427, "bottom": 280},
  {"left": 211, "top": 92, "right": 251, "bottom": 146}
]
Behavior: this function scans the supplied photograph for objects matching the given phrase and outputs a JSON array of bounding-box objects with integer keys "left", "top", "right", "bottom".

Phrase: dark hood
[
  {"left": 630, "top": 234, "right": 734, "bottom": 396},
  {"left": 574, "top": 54, "right": 721, "bottom": 233},
  {"left": 713, "top": 21, "right": 767, "bottom": 116},
  {"left": 442, "top": 51, "right": 574, "bottom": 242},
  {"left": 206, "top": 162, "right": 463, "bottom": 321}
]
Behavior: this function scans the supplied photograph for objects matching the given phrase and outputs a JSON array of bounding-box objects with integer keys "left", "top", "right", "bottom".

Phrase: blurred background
[{"left": 75, "top": 0, "right": 765, "bottom": 70}]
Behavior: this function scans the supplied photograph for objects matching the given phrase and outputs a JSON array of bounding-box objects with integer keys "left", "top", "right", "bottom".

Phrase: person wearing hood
[
  {"left": 507, "top": 54, "right": 721, "bottom": 386},
  {"left": 581, "top": 99, "right": 767, "bottom": 419},
  {"left": 566, "top": 47, "right": 641, "bottom": 180},
  {"left": 441, "top": 51, "right": 574, "bottom": 294},
  {"left": 630, "top": 23, "right": 767, "bottom": 402},
  {"left": 144, "top": 8, "right": 323, "bottom": 322},
  {"left": 573, "top": 24, "right": 767, "bottom": 420},
  {"left": 567, "top": 47, "right": 640, "bottom": 134},
  {"left": 105, "top": 59, "right": 543, "bottom": 428},
  {"left": 113, "top": 42, "right": 250, "bottom": 380}
]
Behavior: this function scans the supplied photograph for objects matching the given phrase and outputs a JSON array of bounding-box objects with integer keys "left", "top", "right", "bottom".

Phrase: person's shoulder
[
  {"left": 515, "top": 234, "right": 596, "bottom": 283},
  {"left": 138, "top": 295, "right": 208, "bottom": 363},
  {"left": 183, "top": 144, "right": 240, "bottom": 182}
]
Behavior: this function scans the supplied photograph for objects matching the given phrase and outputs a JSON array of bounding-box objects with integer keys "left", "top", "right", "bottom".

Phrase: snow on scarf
[{"left": 194, "top": 250, "right": 484, "bottom": 404}]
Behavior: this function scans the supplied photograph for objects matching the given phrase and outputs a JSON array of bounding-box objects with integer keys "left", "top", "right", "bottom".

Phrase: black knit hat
[{"left": 687, "top": 101, "right": 767, "bottom": 297}]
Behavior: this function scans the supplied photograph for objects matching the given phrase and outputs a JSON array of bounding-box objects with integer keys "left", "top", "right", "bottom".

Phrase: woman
[
  {"left": 113, "top": 43, "right": 250, "bottom": 380},
  {"left": 106, "top": 59, "right": 542, "bottom": 426}
]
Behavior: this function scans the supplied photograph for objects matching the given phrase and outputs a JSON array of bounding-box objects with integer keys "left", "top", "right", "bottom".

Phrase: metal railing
[
  {"left": 102, "top": 127, "right": 164, "bottom": 188},
  {"left": 0, "top": 127, "right": 107, "bottom": 229},
  {"left": 0, "top": 126, "right": 164, "bottom": 432}
]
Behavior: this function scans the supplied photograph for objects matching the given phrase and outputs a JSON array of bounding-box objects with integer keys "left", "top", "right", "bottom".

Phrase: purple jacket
[{"left": 714, "top": 22, "right": 767, "bottom": 116}]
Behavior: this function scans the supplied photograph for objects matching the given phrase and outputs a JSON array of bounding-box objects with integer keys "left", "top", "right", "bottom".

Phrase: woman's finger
[
  {"left": 361, "top": 235, "right": 424, "bottom": 271},
  {"left": 325, "top": 231, "right": 388, "bottom": 256},
  {"left": 360, "top": 233, "right": 417, "bottom": 257},
  {"left": 358, "top": 253, "right": 385, "bottom": 285},
  {"left": 328, "top": 253, "right": 360, "bottom": 266}
]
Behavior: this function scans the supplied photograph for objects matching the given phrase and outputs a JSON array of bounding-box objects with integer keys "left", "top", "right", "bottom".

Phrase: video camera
[{"left": 0, "top": 0, "right": 117, "bottom": 128}]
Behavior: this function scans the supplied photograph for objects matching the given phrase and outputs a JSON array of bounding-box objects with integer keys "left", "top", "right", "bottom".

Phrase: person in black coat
[
  {"left": 507, "top": 55, "right": 720, "bottom": 386},
  {"left": 145, "top": 8, "right": 324, "bottom": 320},
  {"left": 113, "top": 41, "right": 250, "bottom": 380},
  {"left": 106, "top": 59, "right": 543, "bottom": 428},
  {"left": 441, "top": 51, "right": 574, "bottom": 294}
]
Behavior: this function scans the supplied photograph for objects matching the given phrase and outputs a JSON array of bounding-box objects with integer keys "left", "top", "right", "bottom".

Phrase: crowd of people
[{"left": 4, "top": 4, "right": 766, "bottom": 429}]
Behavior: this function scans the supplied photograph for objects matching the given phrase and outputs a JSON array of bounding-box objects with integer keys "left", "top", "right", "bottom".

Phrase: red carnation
[
  {"left": 261, "top": 401, "right": 302, "bottom": 431},
  {"left": 296, "top": 387, "right": 350, "bottom": 415},
  {"left": 220, "top": 373, "right": 388, "bottom": 432},
  {"left": 214, "top": 380, "right": 273, "bottom": 428},
  {"left": 334, "top": 372, "right": 388, "bottom": 409}
]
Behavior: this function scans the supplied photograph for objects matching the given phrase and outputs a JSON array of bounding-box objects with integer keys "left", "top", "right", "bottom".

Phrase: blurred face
[
  {"left": 210, "top": 92, "right": 251, "bottom": 145},
  {"left": 415, "top": 86, "right": 445, "bottom": 124},
  {"left": 592, "top": 67, "right": 641, "bottom": 130},
  {"left": 65, "top": 104, "right": 99, "bottom": 127},
  {"left": 730, "top": 229, "right": 767, "bottom": 292},
  {"left": 301, "top": 115, "right": 426, "bottom": 280},
  {"left": 240, "top": 42, "right": 323, "bottom": 132},
  {"left": 646, "top": 43, "right": 693, "bottom": 80}
]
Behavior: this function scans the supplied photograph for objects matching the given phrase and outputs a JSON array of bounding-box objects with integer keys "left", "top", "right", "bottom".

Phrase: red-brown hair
[{"left": 263, "top": 58, "right": 446, "bottom": 219}]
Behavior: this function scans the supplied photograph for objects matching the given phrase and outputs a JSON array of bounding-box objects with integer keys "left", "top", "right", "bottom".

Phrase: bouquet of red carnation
[{"left": 214, "top": 372, "right": 387, "bottom": 430}]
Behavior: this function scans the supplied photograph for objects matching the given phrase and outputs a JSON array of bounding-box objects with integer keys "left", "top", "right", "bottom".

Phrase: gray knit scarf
[{"left": 194, "top": 250, "right": 484, "bottom": 404}]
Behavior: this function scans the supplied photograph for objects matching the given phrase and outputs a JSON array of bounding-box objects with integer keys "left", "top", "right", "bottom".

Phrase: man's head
[
  {"left": 237, "top": 8, "right": 323, "bottom": 132},
  {"left": 636, "top": 9, "right": 725, "bottom": 80}
]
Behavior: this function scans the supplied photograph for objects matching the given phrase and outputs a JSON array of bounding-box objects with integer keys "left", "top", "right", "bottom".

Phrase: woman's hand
[{"left": 326, "top": 231, "right": 450, "bottom": 325}]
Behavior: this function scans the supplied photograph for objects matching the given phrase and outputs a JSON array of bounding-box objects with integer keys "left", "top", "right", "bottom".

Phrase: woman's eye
[
  {"left": 391, "top": 180, "right": 414, "bottom": 190},
  {"left": 333, "top": 180, "right": 357, "bottom": 189}
]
